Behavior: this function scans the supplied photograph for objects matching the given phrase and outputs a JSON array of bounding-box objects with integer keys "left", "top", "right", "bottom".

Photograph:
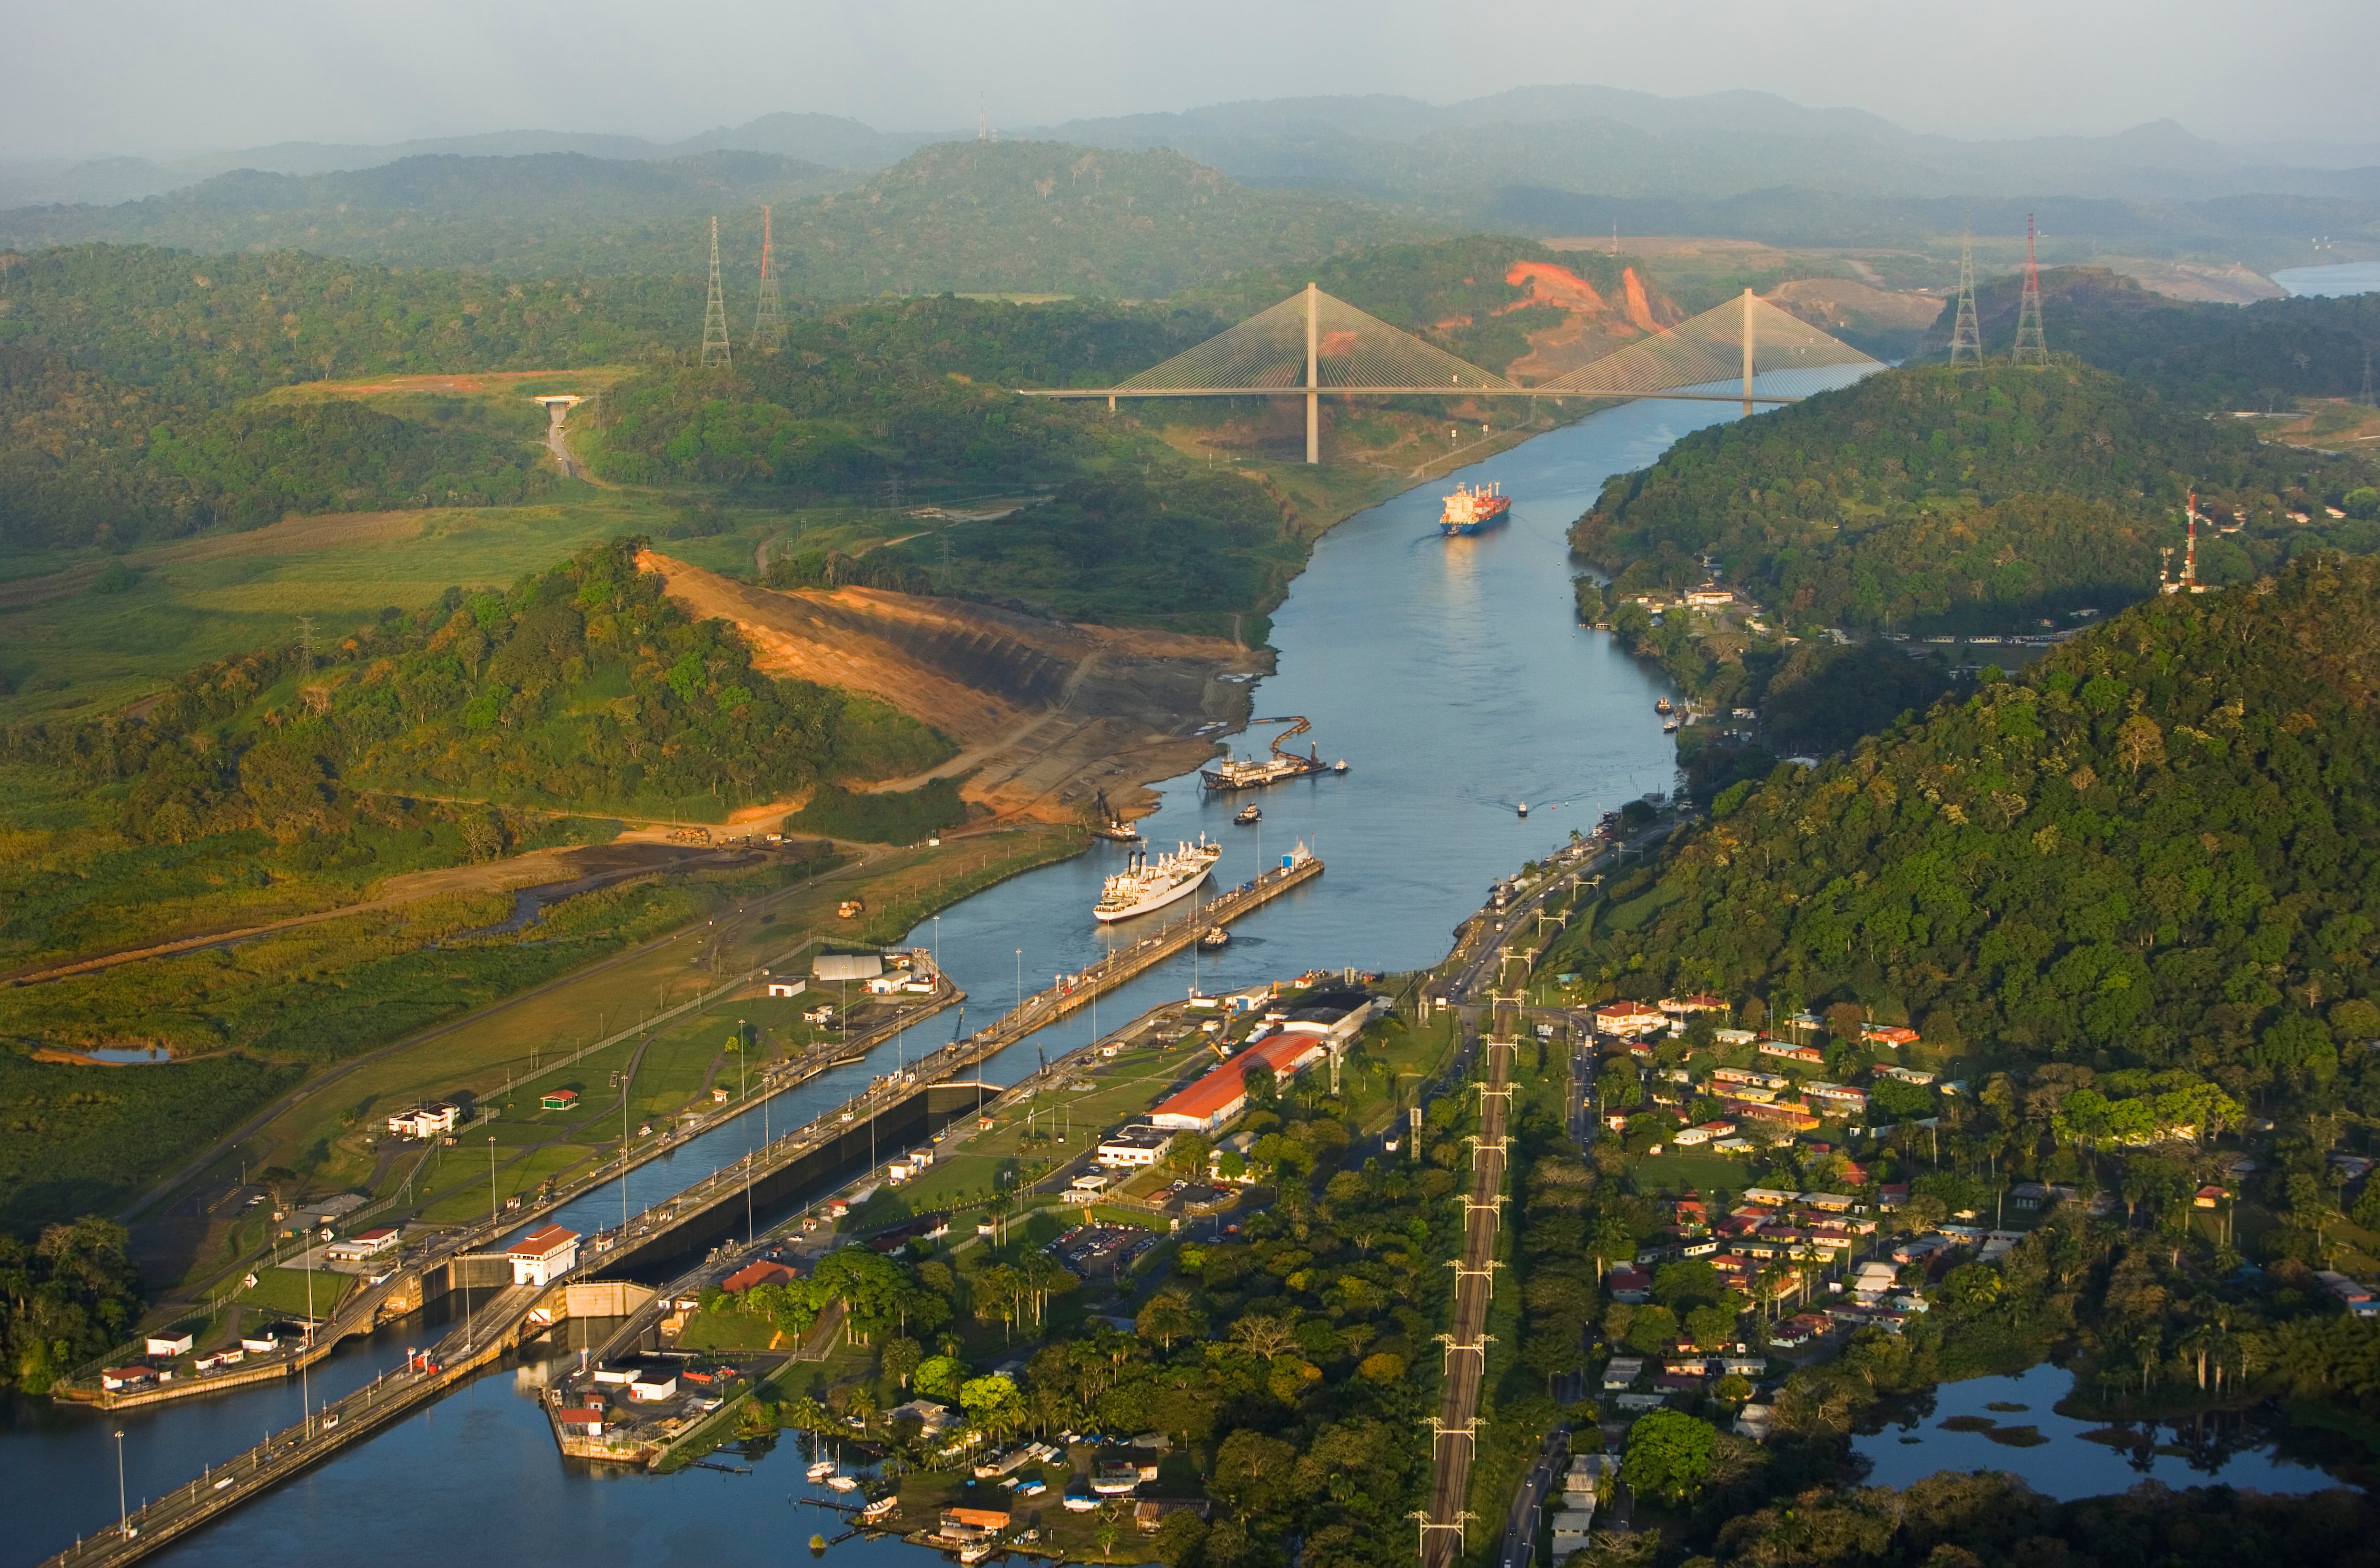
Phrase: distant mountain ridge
[{"left": 11, "top": 85, "right": 2380, "bottom": 214}]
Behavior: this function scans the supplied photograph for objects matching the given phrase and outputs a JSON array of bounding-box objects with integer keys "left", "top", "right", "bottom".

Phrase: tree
[
  {"left": 1164, "top": 1130, "right": 1213, "bottom": 1178},
  {"left": 1137, "top": 1286, "right": 1206, "bottom": 1352},
  {"left": 1622, "top": 1409, "right": 1717, "bottom": 1506},
  {"left": 1152, "top": 1509, "right": 1209, "bottom": 1567},
  {"left": 881, "top": 1335, "right": 924, "bottom": 1390},
  {"left": 960, "top": 1372, "right": 1024, "bottom": 1438},
  {"left": 1212, "top": 1428, "right": 1298, "bottom": 1515},
  {"left": 914, "top": 1353, "right": 969, "bottom": 1402},
  {"left": 1230, "top": 1312, "right": 1299, "bottom": 1359}
]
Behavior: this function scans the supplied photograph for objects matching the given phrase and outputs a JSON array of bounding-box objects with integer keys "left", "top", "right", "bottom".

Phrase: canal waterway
[
  {"left": 7, "top": 383, "right": 1889, "bottom": 1565},
  {"left": 2273, "top": 259, "right": 2380, "bottom": 296}
]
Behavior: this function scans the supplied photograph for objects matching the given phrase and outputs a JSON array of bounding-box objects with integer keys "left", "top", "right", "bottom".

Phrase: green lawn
[
  {"left": 231, "top": 1265, "right": 355, "bottom": 1319},
  {"left": 1629, "top": 1152, "right": 1755, "bottom": 1194}
]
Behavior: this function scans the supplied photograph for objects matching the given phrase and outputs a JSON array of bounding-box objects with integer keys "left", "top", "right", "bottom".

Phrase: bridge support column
[
  {"left": 1306, "top": 280, "right": 1320, "bottom": 464},
  {"left": 1742, "top": 286, "right": 1756, "bottom": 417}
]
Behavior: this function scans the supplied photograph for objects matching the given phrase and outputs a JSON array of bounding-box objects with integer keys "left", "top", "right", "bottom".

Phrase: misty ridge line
[{"left": 8, "top": 82, "right": 2380, "bottom": 216}]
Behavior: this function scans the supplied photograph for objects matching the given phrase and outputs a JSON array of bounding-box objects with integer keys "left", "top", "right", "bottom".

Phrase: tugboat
[
  {"left": 1654, "top": 697, "right": 1674, "bottom": 715},
  {"left": 1199, "top": 925, "right": 1230, "bottom": 951},
  {"left": 1440, "top": 480, "right": 1512, "bottom": 536},
  {"left": 1517, "top": 802, "right": 1529, "bottom": 818},
  {"left": 1234, "top": 804, "right": 1262, "bottom": 825},
  {"left": 1089, "top": 789, "right": 1141, "bottom": 843}
]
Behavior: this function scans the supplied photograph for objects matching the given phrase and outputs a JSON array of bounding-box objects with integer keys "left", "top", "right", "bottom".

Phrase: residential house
[
  {"left": 1598, "top": 1356, "right": 1646, "bottom": 1390},
  {"left": 720, "top": 1259, "right": 796, "bottom": 1293},
  {"left": 1606, "top": 1266, "right": 1652, "bottom": 1304},
  {"left": 1757, "top": 1040, "right": 1827, "bottom": 1066},
  {"left": 1862, "top": 1025, "right": 1920, "bottom": 1049},
  {"left": 1658, "top": 994, "right": 1730, "bottom": 1018},
  {"left": 1591, "top": 1000, "right": 1667, "bottom": 1036}
]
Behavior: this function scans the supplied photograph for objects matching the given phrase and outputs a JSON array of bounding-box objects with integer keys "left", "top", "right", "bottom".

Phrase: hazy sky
[{"left": 7, "top": 0, "right": 2377, "bottom": 162}]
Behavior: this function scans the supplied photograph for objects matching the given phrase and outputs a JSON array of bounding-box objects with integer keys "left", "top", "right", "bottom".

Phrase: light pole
[
  {"left": 487, "top": 1135, "right": 499, "bottom": 1234},
  {"left": 1015, "top": 949, "right": 1022, "bottom": 1021},
  {"left": 114, "top": 1429, "right": 128, "bottom": 1537}
]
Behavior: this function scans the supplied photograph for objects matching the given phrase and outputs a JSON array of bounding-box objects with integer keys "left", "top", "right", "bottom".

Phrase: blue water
[
  {"left": 2273, "top": 260, "right": 2380, "bottom": 297},
  {"left": 1853, "top": 1362, "right": 2340, "bottom": 1499}
]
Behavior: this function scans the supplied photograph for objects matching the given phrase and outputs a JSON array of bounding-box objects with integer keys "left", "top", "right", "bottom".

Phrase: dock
[{"left": 40, "top": 851, "right": 1321, "bottom": 1568}]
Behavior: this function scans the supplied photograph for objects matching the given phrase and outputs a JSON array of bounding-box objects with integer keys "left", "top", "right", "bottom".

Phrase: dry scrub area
[{"left": 638, "top": 551, "right": 1266, "bottom": 824}]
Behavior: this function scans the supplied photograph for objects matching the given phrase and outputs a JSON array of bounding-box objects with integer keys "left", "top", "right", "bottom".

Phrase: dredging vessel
[
  {"left": 1200, "top": 715, "right": 1347, "bottom": 792},
  {"left": 1440, "top": 480, "right": 1511, "bottom": 536},
  {"left": 1092, "top": 837, "right": 1221, "bottom": 923}
]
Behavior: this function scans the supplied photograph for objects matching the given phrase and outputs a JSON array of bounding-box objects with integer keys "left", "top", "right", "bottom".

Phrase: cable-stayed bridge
[{"left": 1018, "top": 282, "right": 1883, "bottom": 461}]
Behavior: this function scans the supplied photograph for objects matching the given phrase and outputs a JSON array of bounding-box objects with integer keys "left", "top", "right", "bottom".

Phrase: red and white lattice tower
[
  {"left": 752, "top": 205, "right": 784, "bottom": 355},
  {"left": 2009, "top": 212, "right": 2049, "bottom": 365}
]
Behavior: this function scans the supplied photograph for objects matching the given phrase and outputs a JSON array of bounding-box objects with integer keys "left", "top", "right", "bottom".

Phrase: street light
[{"left": 114, "top": 1429, "right": 128, "bottom": 1537}]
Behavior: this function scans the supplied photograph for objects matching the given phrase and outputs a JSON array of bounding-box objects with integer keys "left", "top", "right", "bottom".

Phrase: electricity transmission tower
[
  {"left": 2008, "top": 212, "right": 2049, "bottom": 366},
  {"left": 700, "top": 217, "right": 733, "bottom": 368},
  {"left": 1947, "top": 214, "right": 1983, "bottom": 364},
  {"left": 752, "top": 205, "right": 784, "bottom": 354}
]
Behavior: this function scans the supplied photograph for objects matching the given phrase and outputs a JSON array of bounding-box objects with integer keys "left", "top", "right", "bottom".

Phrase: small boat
[
  {"left": 862, "top": 1495, "right": 899, "bottom": 1521},
  {"left": 958, "top": 1544, "right": 994, "bottom": 1564},
  {"left": 1662, "top": 719, "right": 1679, "bottom": 733},
  {"left": 1517, "top": 802, "right": 1529, "bottom": 817},
  {"left": 1234, "top": 804, "right": 1261, "bottom": 825},
  {"left": 827, "top": 1473, "right": 861, "bottom": 1492},
  {"left": 1199, "top": 926, "right": 1230, "bottom": 951},
  {"left": 808, "top": 1459, "right": 838, "bottom": 1481},
  {"left": 1333, "top": 759, "right": 1349, "bottom": 773}
]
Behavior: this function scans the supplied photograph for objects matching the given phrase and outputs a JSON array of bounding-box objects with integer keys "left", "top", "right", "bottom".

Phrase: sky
[{"left": 4, "top": 0, "right": 2378, "bottom": 163}]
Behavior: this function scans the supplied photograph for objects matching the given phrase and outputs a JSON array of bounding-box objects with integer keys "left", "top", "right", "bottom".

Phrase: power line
[{"left": 700, "top": 216, "right": 733, "bottom": 368}]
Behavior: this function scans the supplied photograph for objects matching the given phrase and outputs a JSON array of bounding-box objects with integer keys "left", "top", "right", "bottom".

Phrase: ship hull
[
  {"left": 1440, "top": 498, "right": 1511, "bottom": 536},
  {"left": 1093, "top": 864, "right": 1212, "bottom": 923},
  {"left": 1200, "top": 757, "right": 1332, "bottom": 791}
]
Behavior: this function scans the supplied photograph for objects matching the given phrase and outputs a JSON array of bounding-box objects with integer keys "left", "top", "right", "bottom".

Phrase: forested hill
[
  {"left": 0, "top": 245, "right": 680, "bottom": 400},
  {"left": 0, "top": 152, "right": 853, "bottom": 275},
  {"left": 1571, "top": 363, "right": 2375, "bottom": 631},
  {"left": 1557, "top": 554, "right": 2380, "bottom": 1101},
  {"left": 3, "top": 142, "right": 1438, "bottom": 294},
  {"left": 1914, "top": 266, "right": 2380, "bottom": 411}
]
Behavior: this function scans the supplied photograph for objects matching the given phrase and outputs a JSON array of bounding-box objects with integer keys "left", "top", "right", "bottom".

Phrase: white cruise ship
[{"left": 1092, "top": 837, "right": 1220, "bottom": 923}]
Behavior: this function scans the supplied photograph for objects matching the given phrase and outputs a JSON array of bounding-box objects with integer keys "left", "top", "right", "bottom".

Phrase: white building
[
  {"left": 385, "top": 1103, "right": 460, "bottom": 1139},
  {"left": 325, "top": 1225, "right": 401, "bottom": 1262},
  {"left": 1095, "top": 1125, "right": 1176, "bottom": 1167},
  {"left": 145, "top": 1331, "right": 193, "bottom": 1358},
  {"left": 507, "top": 1223, "right": 579, "bottom": 1286}
]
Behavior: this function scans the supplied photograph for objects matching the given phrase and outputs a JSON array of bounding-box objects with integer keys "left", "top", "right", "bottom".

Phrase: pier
[{"left": 40, "top": 850, "right": 1323, "bottom": 1568}]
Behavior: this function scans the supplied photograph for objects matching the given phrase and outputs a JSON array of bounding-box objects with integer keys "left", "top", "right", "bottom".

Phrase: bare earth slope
[{"left": 636, "top": 551, "right": 1266, "bottom": 823}]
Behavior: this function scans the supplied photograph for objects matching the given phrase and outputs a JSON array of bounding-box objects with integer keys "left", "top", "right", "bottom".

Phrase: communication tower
[
  {"left": 2008, "top": 213, "right": 2049, "bottom": 366},
  {"left": 700, "top": 217, "right": 733, "bottom": 368},
  {"left": 1946, "top": 213, "right": 1983, "bottom": 364},
  {"left": 752, "top": 205, "right": 784, "bottom": 355}
]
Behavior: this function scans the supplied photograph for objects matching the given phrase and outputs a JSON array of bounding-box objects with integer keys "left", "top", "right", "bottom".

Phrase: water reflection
[{"left": 1854, "top": 1363, "right": 2341, "bottom": 1499}]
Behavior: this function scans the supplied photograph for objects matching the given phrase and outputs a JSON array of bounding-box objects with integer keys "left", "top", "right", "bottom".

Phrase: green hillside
[
  {"left": 1573, "top": 362, "right": 2372, "bottom": 630},
  {"left": 1916, "top": 265, "right": 2380, "bottom": 410},
  {"left": 2, "top": 143, "right": 1438, "bottom": 295},
  {"left": 1551, "top": 554, "right": 2380, "bottom": 1093}
]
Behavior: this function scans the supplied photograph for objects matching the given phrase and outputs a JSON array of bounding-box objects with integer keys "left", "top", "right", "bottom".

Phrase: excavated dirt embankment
[{"left": 636, "top": 551, "right": 1268, "bottom": 824}]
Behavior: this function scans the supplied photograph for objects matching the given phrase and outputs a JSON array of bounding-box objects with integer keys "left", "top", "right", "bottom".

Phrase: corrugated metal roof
[{"left": 813, "top": 954, "right": 884, "bottom": 981}]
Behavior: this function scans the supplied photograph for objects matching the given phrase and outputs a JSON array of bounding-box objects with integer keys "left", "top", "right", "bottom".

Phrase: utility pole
[
  {"left": 752, "top": 205, "right": 784, "bottom": 354},
  {"left": 1947, "top": 213, "right": 1983, "bottom": 364},
  {"left": 2009, "top": 213, "right": 2049, "bottom": 366},
  {"left": 1305, "top": 281, "right": 1320, "bottom": 465},
  {"left": 295, "top": 615, "right": 314, "bottom": 678},
  {"left": 700, "top": 216, "right": 733, "bottom": 368}
]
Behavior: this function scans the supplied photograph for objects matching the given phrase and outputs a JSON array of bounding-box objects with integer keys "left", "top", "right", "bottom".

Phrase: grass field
[
  {"left": 1628, "top": 1151, "right": 1756, "bottom": 1194},
  {"left": 0, "top": 484, "right": 684, "bottom": 722},
  {"left": 231, "top": 1265, "right": 354, "bottom": 1319}
]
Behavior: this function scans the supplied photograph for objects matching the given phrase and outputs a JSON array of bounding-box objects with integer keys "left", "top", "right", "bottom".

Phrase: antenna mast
[
  {"left": 1947, "top": 212, "right": 1983, "bottom": 364},
  {"left": 2009, "top": 212, "right": 2048, "bottom": 366},
  {"left": 752, "top": 205, "right": 784, "bottom": 354},
  {"left": 700, "top": 216, "right": 733, "bottom": 368}
]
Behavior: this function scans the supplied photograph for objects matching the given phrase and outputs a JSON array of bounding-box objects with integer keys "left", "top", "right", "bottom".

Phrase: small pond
[
  {"left": 1852, "top": 1362, "right": 2346, "bottom": 1499},
  {"left": 80, "top": 1045, "right": 172, "bottom": 1065}
]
